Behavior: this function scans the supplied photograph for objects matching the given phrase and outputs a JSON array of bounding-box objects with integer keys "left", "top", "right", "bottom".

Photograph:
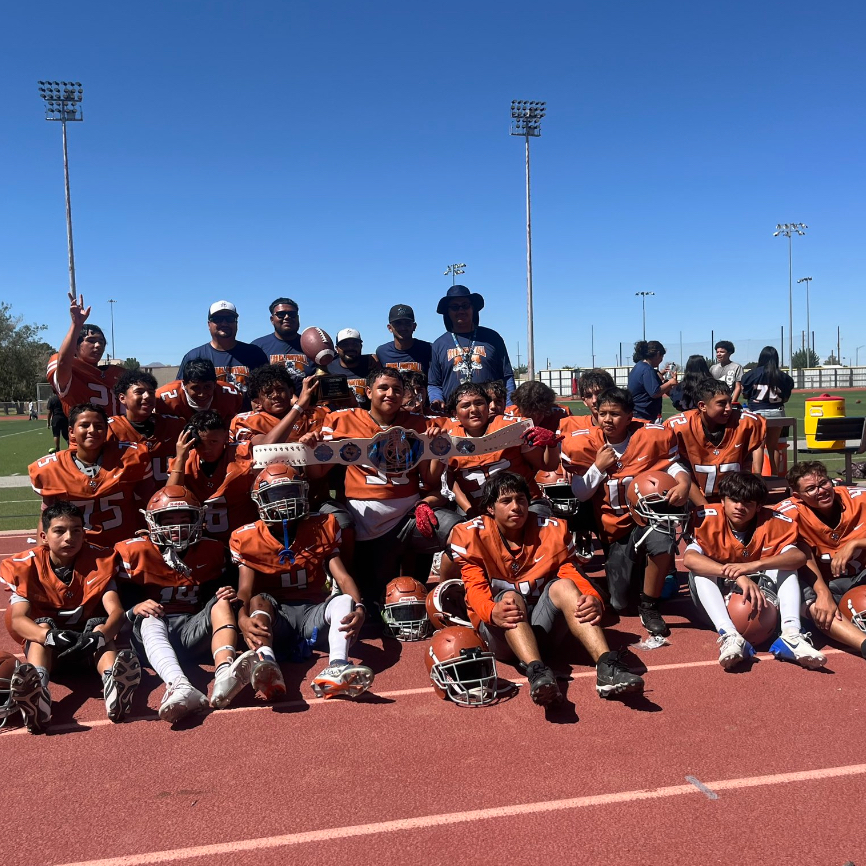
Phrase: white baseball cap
[
  {"left": 208, "top": 300, "right": 238, "bottom": 318},
  {"left": 336, "top": 328, "right": 362, "bottom": 344}
]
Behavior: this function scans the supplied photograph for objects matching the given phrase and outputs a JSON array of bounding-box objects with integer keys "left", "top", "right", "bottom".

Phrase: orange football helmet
[
  {"left": 143, "top": 485, "right": 204, "bottom": 551},
  {"left": 425, "top": 626, "right": 498, "bottom": 706},
  {"left": 251, "top": 463, "right": 309, "bottom": 523},
  {"left": 725, "top": 576, "right": 780, "bottom": 645},
  {"left": 425, "top": 579, "right": 471, "bottom": 630},
  {"left": 383, "top": 577, "right": 430, "bottom": 641},
  {"left": 625, "top": 470, "right": 690, "bottom": 545},
  {"left": 840, "top": 586, "right": 866, "bottom": 633}
]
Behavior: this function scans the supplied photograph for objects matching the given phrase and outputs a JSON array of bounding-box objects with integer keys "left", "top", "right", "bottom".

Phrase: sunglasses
[
  {"left": 273, "top": 310, "right": 299, "bottom": 319},
  {"left": 210, "top": 316, "right": 238, "bottom": 324},
  {"left": 448, "top": 302, "right": 472, "bottom": 312}
]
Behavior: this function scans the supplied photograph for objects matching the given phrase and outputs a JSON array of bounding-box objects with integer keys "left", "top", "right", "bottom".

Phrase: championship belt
[{"left": 252, "top": 419, "right": 532, "bottom": 475}]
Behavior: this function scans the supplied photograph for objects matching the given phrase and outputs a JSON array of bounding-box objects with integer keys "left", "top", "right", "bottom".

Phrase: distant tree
[
  {"left": 122, "top": 357, "right": 141, "bottom": 370},
  {"left": 824, "top": 352, "right": 840, "bottom": 365},
  {"left": 792, "top": 348, "right": 820, "bottom": 368},
  {"left": 0, "top": 303, "right": 55, "bottom": 401},
  {"left": 743, "top": 361, "right": 758, "bottom": 371},
  {"left": 514, "top": 364, "right": 528, "bottom": 375}
]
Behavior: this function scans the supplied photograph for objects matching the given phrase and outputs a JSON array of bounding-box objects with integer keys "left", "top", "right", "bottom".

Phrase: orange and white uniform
[
  {"left": 230, "top": 405, "right": 327, "bottom": 443},
  {"left": 1, "top": 544, "right": 116, "bottom": 642},
  {"left": 229, "top": 515, "right": 340, "bottom": 602},
  {"left": 561, "top": 422, "right": 680, "bottom": 542},
  {"left": 155, "top": 379, "right": 243, "bottom": 424},
  {"left": 47, "top": 354, "right": 123, "bottom": 417},
  {"left": 777, "top": 486, "right": 866, "bottom": 581},
  {"left": 29, "top": 443, "right": 153, "bottom": 547},
  {"left": 688, "top": 506, "right": 798, "bottom": 562},
  {"left": 169, "top": 442, "right": 257, "bottom": 543},
  {"left": 107, "top": 413, "right": 186, "bottom": 484},
  {"left": 114, "top": 536, "right": 226, "bottom": 614},
  {"left": 450, "top": 514, "right": 601, "bottom": 629},
  {"left": 667, "top": 409, "right": 765, "bottom": 499}
]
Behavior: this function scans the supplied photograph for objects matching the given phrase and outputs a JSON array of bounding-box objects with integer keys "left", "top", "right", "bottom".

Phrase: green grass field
[
  {"left": 0, "top": 418, "right": 55, "bottom": 477},
  {"left": 0, "top": 487, "right": 42, "bottom": 532}
]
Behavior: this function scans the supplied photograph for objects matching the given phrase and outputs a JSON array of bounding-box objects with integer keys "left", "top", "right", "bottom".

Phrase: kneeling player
[
  {"left": 450, "top": 472, "right": 644, "bottom": 706},
  {"left": 683, "top": 472, "right": 825, "bottom": 669},
  {"left": 115, "top": 487, "right": 246, "bottom": 722},
  {"left": 230, "top": 464, "right": 372, "bottom": 700},
  {"left": 0, "top": 502, "right": 140, "bottom": 732}
]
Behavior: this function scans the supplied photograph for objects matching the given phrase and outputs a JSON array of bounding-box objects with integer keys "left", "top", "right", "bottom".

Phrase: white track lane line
[{"left": 54, "top": 762, "right": 866, "bottom": 866}]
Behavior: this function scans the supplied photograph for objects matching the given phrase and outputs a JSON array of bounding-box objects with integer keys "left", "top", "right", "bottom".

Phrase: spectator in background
[
  {"left": 251, "top": 297, "right": 308, "bottom": 379},
  {"left": 28, "top": 400, "right": 37, "bottom": 420},
  {"left": 375, "top": 305, "right": 433, "bottom": 374},
  {"left": 627, "top": 340, "right": 679, "bottom": 422},
  {"left": 670, "top": 355, "right": 712, "bottom": 412},
  {"left": 326, "top": 328, "right": 380, "bottom": 410},
  {"left": 46, "top": 393, "right": 68, "bottom": 454},
  {"left": 428, "top": 285, "right": 515, "bottom": 413},
  {"left": 177, "top": 301, "right": 268, "bottom": 395},
  {"left": 741, "top": 346, "right": 794, "bottom": 475},
  {"left": 711, "top": 340, "right": 744, "bottom": 403}
]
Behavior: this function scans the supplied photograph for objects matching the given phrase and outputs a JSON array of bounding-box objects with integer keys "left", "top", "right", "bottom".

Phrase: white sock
[
  {"left": 140, "top": 616, "right": 185, "bottom": 685},
  {"left": 770, "top": 569, "right": 802, "bottom": 633},
  {"left": 325, "top": 594, "right": 355, "bottom": 664},
  {"left": 693, "top": 574, "right": 738, "bottom": 634},
  {"left": 256, "top": 645, "right": 276, "bottom": 662}
]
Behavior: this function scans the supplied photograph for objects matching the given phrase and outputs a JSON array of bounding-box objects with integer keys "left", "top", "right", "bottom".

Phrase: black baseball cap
[{"left": 388, "top": 304, "right": 416, "bottom": 323}]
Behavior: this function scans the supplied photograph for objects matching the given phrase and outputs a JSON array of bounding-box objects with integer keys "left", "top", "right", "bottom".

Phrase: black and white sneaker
[
  {"left": 104, "top": 650, "right": 141, "bottom": 722},
  {"left": 595, "top": 651, "right": 645, "bottom": 698},
  {"left": 11, "top": 663, "right": 51, "bottom": 734},
  {"left": 638, "top": 603, "right": 670, "bottom": 637},
  {"left": 525, "top": 661, "right": 562, "bottom": 707}
]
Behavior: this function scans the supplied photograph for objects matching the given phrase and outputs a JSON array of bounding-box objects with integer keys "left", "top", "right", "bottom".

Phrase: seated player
[
  {"left": 683, "top": 472, "right": 824, "bottom": 669},
  {"left": 48, "top": 291, "right": 123, "bottom": 418},
  {"left": 109, "top": 368, "right": 186, "bottom": 484},
  {"left": 156, "top": 358, "right": 243, "bottom": 424},
  {"left": 1, "top": 502, "right": 140, "bottom": 732},
  {"left": 777, "top": 462, "right": 866, "bottom": 660},
  {"left": 450, "top": 473, "right": 644, "bottom": 706},
  {"left": 667, "top": 378, "right": 765, "bottom": 505},
  {"left": 168, "top": 410, "right": 258, "bottom": 543},
  {"left": 563, "top": 387, "right": 690, "bottom": 635},
  {"left": 400, "top": 369, "right": 431, "bottom": 416},
  {"left": 483, "top": 380, "right": 507, "bottom": 417},
  {"left": 230, "top": 464, "right": 372, "bottom": 700},
  {"left": 29, "top": 403, "right": 155, "bottom": 547},
  {"left": 508, "top": 380, "right": 572, "bottom": 430},
  {"left": 115, "top": 487, "right": 248, "bottom": 721}
]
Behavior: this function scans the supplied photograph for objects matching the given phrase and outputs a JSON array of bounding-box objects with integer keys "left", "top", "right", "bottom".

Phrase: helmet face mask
[
  {"left": 543, "top": 484, "right": 580, "bottom": 518},
  {"left": 429, "top": 647, "right": 498, "bottom": 707},
  {"left": 840, "top": 586, "right": 866, "bottom": 634},
  {"left": 426, "top": 579, "right": 472, "bottom": 630},
  {"left": 633, "top": 491, "right": 690, "bottom": 538},
  {"left": 383, "top": 577, "right": 430, "bottom": 641},
  {"left": 253, "top": 479, "right": 309, "bottom": 524},
  {"left": 143, "top": 487, "right": 204, "bottom": 552}
]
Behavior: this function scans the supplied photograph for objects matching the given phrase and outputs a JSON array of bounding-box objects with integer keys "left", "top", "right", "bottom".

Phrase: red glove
[
  {"left": 522, "top": 426, "right": 564, "bottom": 448},
  {"left": 414, "top": 502, "right": 439, "bottom": 539}
]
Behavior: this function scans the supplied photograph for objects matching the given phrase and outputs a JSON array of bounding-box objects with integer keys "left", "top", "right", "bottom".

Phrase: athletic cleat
[
  {"left": 158, "top": 679, "right": 208, "bottom": 723},
  {"left": 595, "top": 651, "right": 645, "bottom": 698},
  {"left": 11, "top": 663, "right": 51, "bottom": 734},
  {"left": 717, "top": 630, "right": 754, "bottom": 670},
  {"left": 769, "top": 630, "right": 827, "bottom": 670},
  {"left": 211, "top": 649, "right": 256, "bottom": 709},
  {"left": 638, "top": 603, "right": 671, "bottom": 637},
  {"left": 311, "top": 661, "right": 375, "bottom": 699},
  {"left": 104, "top": 650, "right": 141, "bottom": 722},
  {"left": 250, "top": 657, "right": 286, "bottom": 701},
  {"left": 526, "top": 661, "right": 562, "bottom": 707}
]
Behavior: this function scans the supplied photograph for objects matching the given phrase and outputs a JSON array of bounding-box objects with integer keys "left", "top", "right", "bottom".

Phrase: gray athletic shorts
[
  {"left": 132, "top": 595, "right": 221, "bottom": 660},
  {"left": 476, "top": 579, "right": 568, "bottom": 662},
  {"left": 256, "top": 593, "right": 334, "bottom": 660},
  {"left": 802, "top": 569, "right": 866, "bottom": 607},
  {"left": 604, "top": 523, "right": 676, "bottom": 612},
  {"left": 316, "top": 500, "right": 355, "bottom": 531}
]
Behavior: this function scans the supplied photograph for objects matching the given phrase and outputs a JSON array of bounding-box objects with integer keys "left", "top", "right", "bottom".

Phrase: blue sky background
[{"left": 2, "top": 2, "right": 864, "bottom": 370}]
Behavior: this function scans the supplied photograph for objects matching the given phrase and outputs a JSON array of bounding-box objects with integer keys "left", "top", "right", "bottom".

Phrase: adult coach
[
  {"left": 428, "top": 285, "right": 515, "bottom": 413},
  {"left": 178, "top": 301, "right": 268, "bottom": 394},
  {"left": 375, "top": 304, "right": 432, "bottom": 374},
  {"left": 251, "top": 297, "right": 308, "bottom": 378},
  {"left": 627, "top": 340, "right": 678, "bottom": 422}
]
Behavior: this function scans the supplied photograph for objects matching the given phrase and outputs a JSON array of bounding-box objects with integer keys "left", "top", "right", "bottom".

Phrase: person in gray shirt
[{"left": 710, "top": 340, "right": 744, "bottom": 403}]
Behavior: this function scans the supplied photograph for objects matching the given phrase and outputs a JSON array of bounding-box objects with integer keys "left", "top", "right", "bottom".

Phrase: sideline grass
[
  {"left": 0, "top": 487, "right": 41, "bottom": 532},
  {"left": 0, "top": 420, "right": 55, "bottom": 477}
]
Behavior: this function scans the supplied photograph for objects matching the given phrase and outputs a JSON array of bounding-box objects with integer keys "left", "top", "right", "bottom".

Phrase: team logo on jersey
[
  {"left": 340, "top": 443, "right": 362, "bottom": 463},
  {"left": 313, "top": 444, "right": 335, "bottom": 463}
]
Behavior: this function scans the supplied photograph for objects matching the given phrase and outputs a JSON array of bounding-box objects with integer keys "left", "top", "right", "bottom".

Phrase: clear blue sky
[{"left": 2, "top": 2, "right": 864, "bottom": 370}]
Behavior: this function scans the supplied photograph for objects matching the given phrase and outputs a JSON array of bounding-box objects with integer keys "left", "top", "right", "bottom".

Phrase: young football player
[
  {"left": 483, "top": 380, "right": 507, "bottom": 417},
  {"left": 667, "top": 378, "right": 765, "bottom": 506},
  {"left": 562, "top": 387, "right": 690, "bottom": 635},
  {"left": 29, "top": 403, "right": 155, "bottom": 547},
  {"left": 450, "top": 472, "right": 644, "bottom": 706},
  {"left": 683, "top": 472, "right": 823, "bottom": 669},
  {"left": 778, "top": 462, "right": 866, "bottom": 659},
  {"left": 400, "top": 370, "right": 431, "bottom": 416},
  {"left": 155, "top": 358, "right": 243, "bottom": 424},
  {"left": 1, "top": 502, "right": 140, "bottom": 732},
  {"left": 508, "top": 381, "right": 572, "bottom": 430},
  {"left": 47, "top": 291, "right": 123, "bottom": 417},
  {"left": 109, "top": 368, "right": 186, "bottom": 484},
  {"left": 566, "top": 369, "right": 616, "bottom": 432},
  {"left": 230, "top": 464, "right": 373, "bottom": 700},
  {"left": 115, "top": 486, "right": 247, "bottom": 721}
]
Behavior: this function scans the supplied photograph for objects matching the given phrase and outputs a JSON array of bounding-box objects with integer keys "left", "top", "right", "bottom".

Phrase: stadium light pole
[
  {"left": 797, "top": 277, "right": 812, "bottom": 361},
  {"left": 774, "top": 223, "right": 807, "bottom": 375},
  {"left": 635, "top": 291, "right": 655, "bottom": 340},
  {"left": 38, "top": 81, "right": 83, "bottom": 297},
  {"left": 857, "top": 345, "right": 866, "bottom": 367},
  {"left": 511, "top": 99, "right": 546, "bottom": 382},
  {"left": 108, "top": 299, "right": 117, "bottom": 361},
  {"left": 443, "top": 263, "right": 466, "bottom": 286}
]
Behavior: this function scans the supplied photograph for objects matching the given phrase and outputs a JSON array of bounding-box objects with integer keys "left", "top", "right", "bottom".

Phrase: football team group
[{"left": 2, "top": 284, "right": 865, "bottom": 734}]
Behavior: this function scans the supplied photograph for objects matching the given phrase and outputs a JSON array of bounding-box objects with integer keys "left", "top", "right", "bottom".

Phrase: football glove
[
  {"left": 522, "top": 426, "right": 564, "bottom": 448},
  {"left": 414, "top": 502, "right": 439, "bottom": 539}
]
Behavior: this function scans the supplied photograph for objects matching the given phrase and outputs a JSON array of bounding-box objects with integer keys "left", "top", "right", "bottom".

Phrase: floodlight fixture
[
  {"left": 444, "top": 263, "right": 466, "bottom": 285},
  {"left": 773, "top": 223, "right": 808, "bottom": 374}
]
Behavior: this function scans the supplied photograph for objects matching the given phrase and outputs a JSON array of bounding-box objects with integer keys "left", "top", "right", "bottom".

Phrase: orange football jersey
[
  {"left": 559, "top": 414, "right": 595, "bottom": 435},
  {"left": 230, "top": 405, "right": 327, "bottom": 443},
  {"left": 690, "top": 506, "right": 798, "bottom": 562},
  {"left": 29, "top": 443, "right": 153, "bottom": 547},
  {"left": 450, "top": 514, "right": 601, "bottom": 629},
  {"left": 667, "top": 409, "right": 765, "bottom": 498},
  {"left": 322, "top": 408, "right": 432, "bottom": 501},
  {"left": 447, "top": 414, "right": 540, "bottom": 502},
  {"left": 155, "top": 379, "right": 243, "bottom": 423},
  {"left": 1, "top": 543, "right": 115, "bottom": 640},
  {"left": 107, "top": 413, "right": 186, "bottom": 484},
  {"left": 170, "top": 441, "right": 257, "bottom": 543},
  {"left": 114, "top": 536, "right": 226, "bottom": 614},
  {"left": 561, "top": 422, "right": 679, "bottom": 542},
  {"left": 47, "top": 353, "right": 123, "bottom": 417},
  {"left": 776, "top": 486, "right": 866, "bottom": 580},
  {"left": 229, "top": 514, "right": 340, "bottom": 602}
]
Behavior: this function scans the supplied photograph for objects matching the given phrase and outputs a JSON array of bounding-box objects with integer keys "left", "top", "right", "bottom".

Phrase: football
[
  {"left": 0, "top": 650, "right": 18, "bottom": 690},
  {"left": 300, "top": 327, "right": 337, "bottom": 367},
  {"left": 726, "top": 592, "right": 779, "bottom": 645}
]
